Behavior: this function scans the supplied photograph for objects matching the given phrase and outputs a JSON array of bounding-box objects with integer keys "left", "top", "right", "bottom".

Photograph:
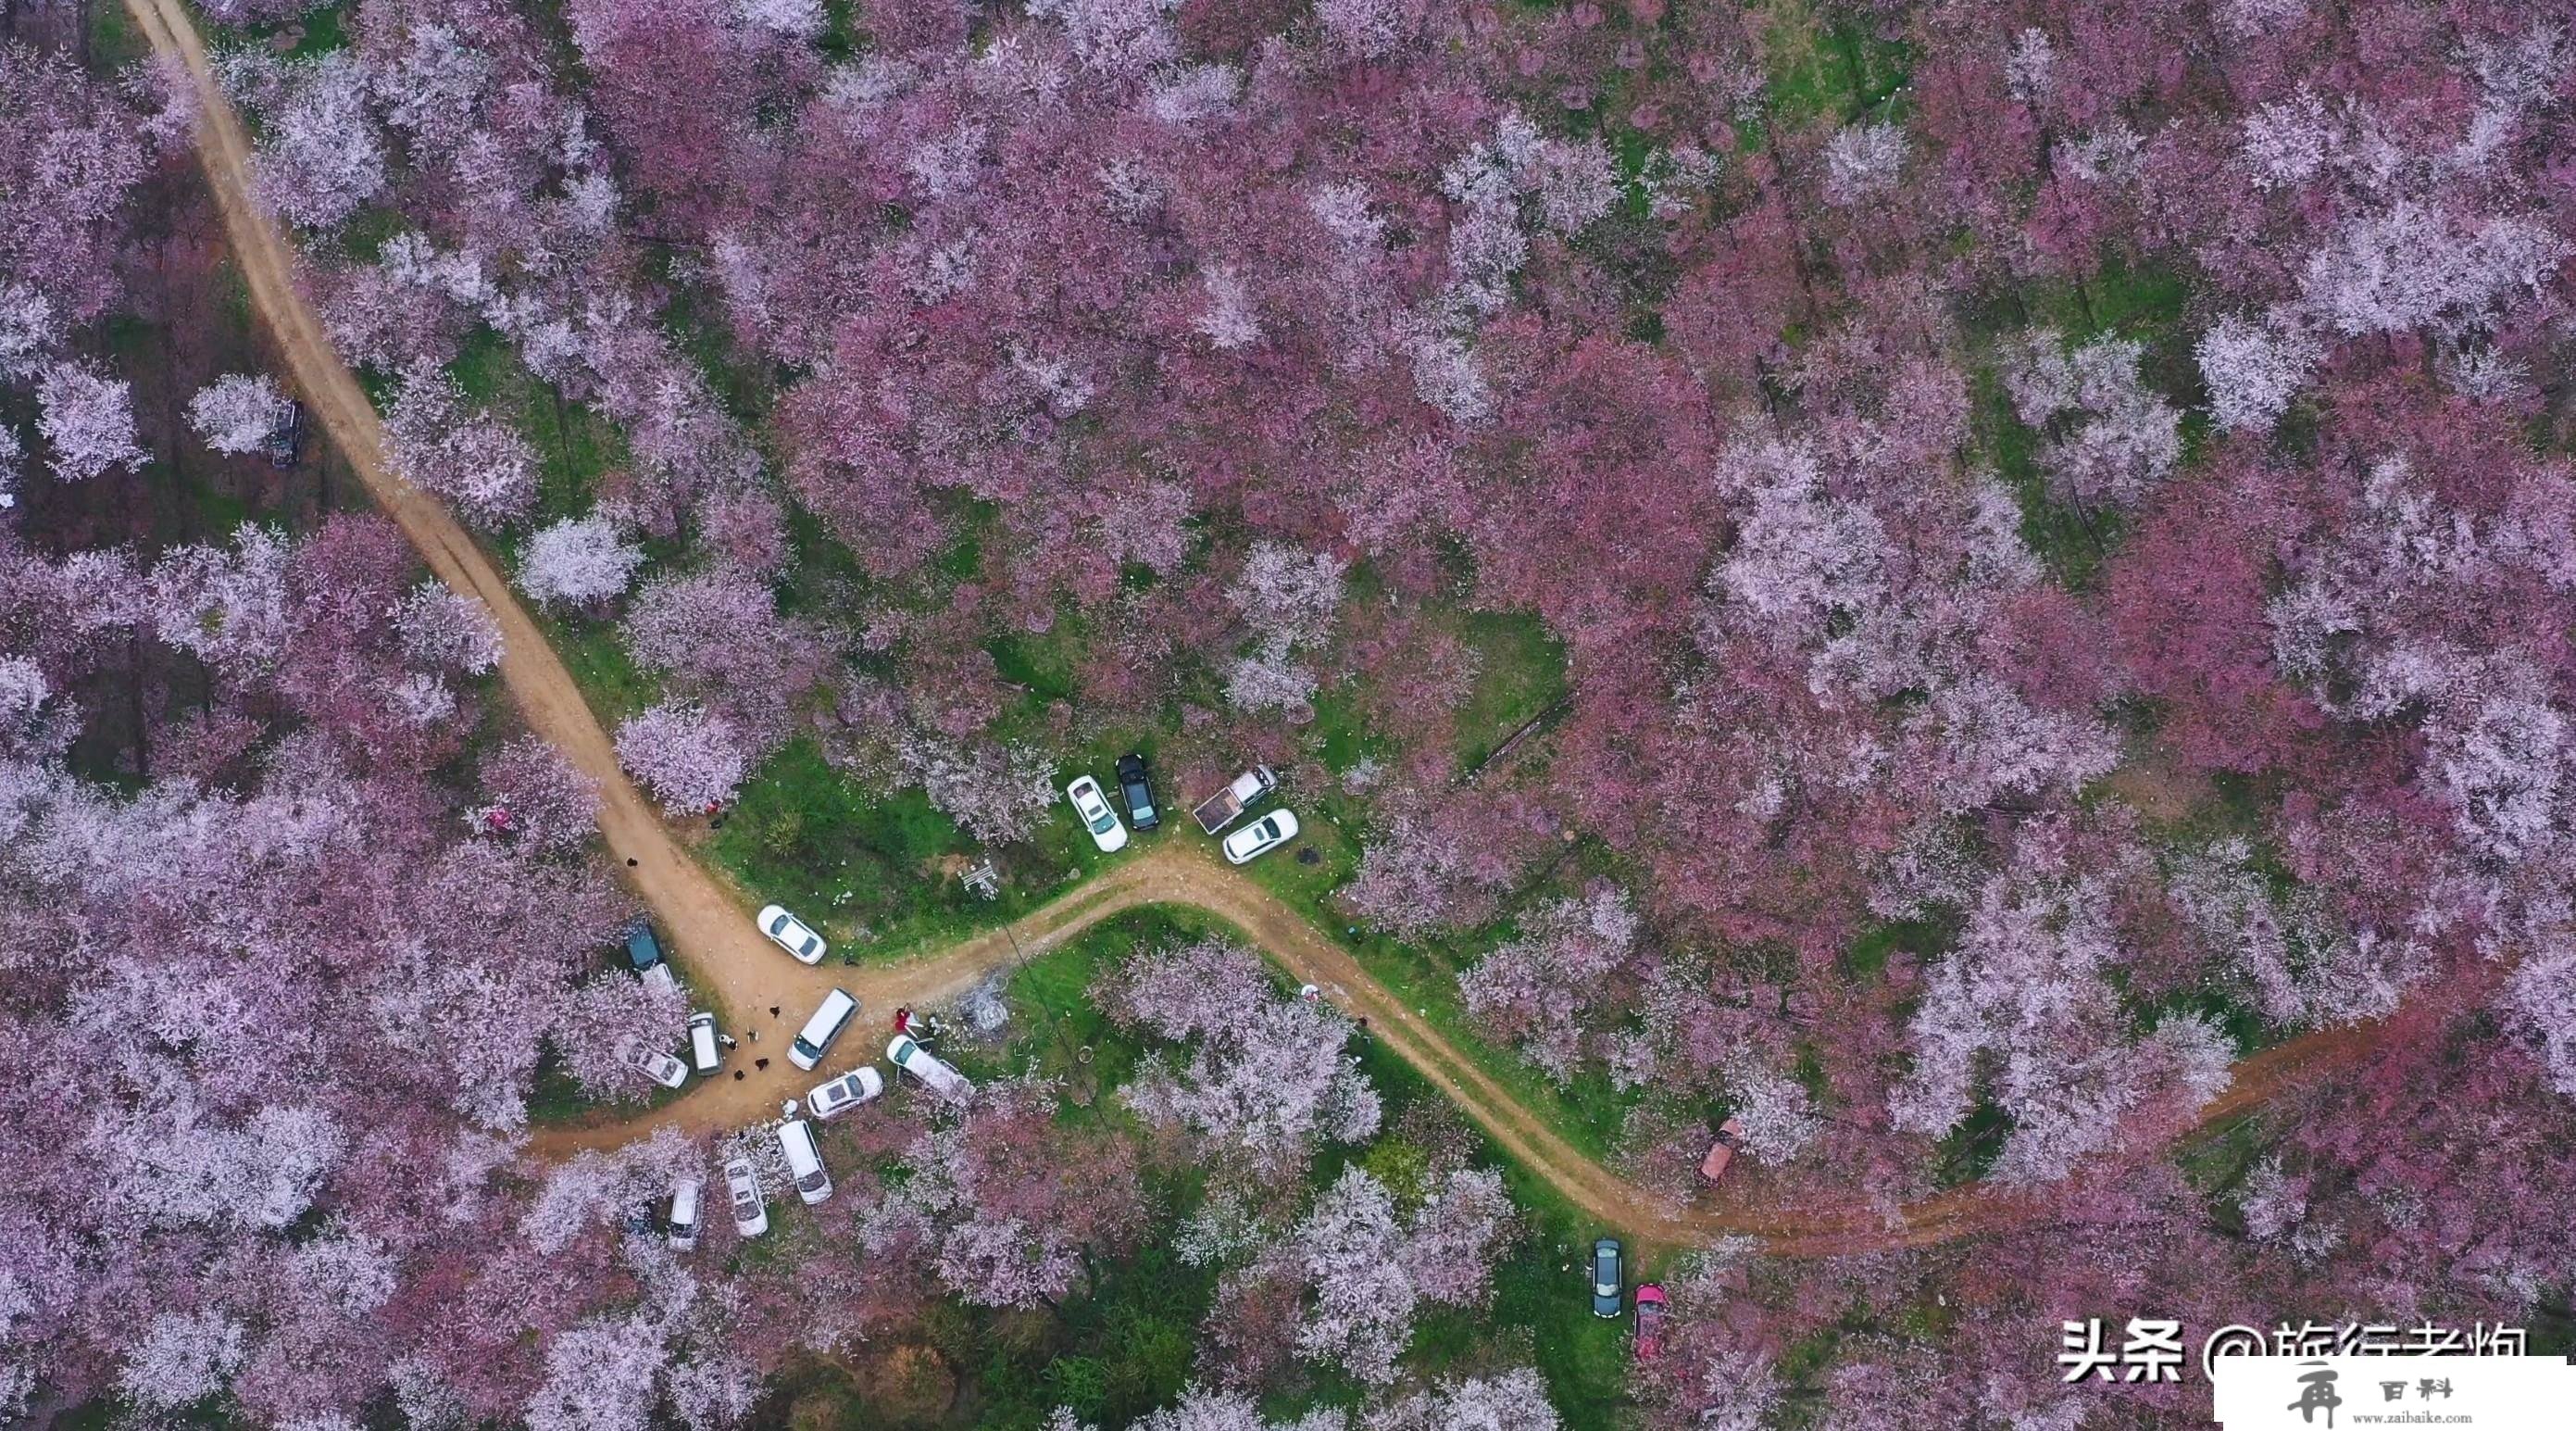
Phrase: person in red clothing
[{"left": 893, "top": 1006, "right": 915, "bottom": 1036}]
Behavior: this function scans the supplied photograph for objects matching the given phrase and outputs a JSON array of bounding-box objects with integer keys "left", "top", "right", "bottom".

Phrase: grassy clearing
[
  {"left": 88, "top": 0, "right": 148, "bottom": 67},
  {"left": 1452, "top": 609, "right": 1570, "bottom": 775},
  {"left": 449, "top": 328, "right": 631, "bottom": 528},
  {"left": 706, "top": 737, "right": 1099, "bottom": 958},
  {"left": 1356, "top": 1039, "right": 1639, "bottom": 1415},
  {"left": 1757, "top": 0, "right": 1914, "bottom": 130},
  {"left": 1969, "top": 361, "right": 2123, "bottom": 591},
  {"left": 535, "top": 610, "right": 662, "bottom": 721}
]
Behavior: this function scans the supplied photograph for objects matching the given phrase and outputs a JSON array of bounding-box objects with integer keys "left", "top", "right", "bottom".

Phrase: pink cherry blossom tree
[
  {"left": 518, "top": 513, "right": 647, "bottom": 609},
  {"left": 614, "top": 700, "right": 749, "bottom": 811},
  {"left": 1100, "top": 938, "right": 1383, "bottom": 1180},
  {"left": 382, "top": 369, "right": 539, "bottom": 530},
  {"left": 186, "top": 373, "right": 294, "bottom": 456},
  {"left": 862, "top": 1077, "right": 1144, "bottom": 1308},
  {"left": 36, "top": 360, "right": 146, "bottom": 482}
]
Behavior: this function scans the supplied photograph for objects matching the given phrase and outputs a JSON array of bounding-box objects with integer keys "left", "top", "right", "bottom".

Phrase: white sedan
[
  {"left": 757, "top": 904, "right": 827, "bottom": 964},
  {"left": 1066, "top": 775, "right": 1129, "bottom": 852},
  {"left": 1221, "top": 809, "right": 1301, "bottom": 865},
  {"left": 807, "top": 1066, "right": 885, "bottom": 1120},
  {"left": 621, "top": 1045, "right": 688, "bottom": 1089},
  {"left": 723, "top": 1156, "right": 768, "bottom": 1237}
]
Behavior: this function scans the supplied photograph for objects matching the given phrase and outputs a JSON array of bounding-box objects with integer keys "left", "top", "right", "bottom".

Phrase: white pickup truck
[{"left": 1191, "top": 765, "right": 1277, "bottom": 835}]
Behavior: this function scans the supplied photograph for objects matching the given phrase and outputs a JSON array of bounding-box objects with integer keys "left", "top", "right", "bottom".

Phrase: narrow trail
[
  {"left": 141, "top": 0, "right": 2456, "bottom": 1262},
  {"left": 119, "top": 0, "right": 811, "bottom": 1046}
]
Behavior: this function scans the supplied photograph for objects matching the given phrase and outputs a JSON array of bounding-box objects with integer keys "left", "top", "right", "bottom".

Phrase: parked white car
[
  {"left": 807, "top": 1066, "right": 885, "bottom": 1120},
  {"left": 668, "top": 1176, "right": 703, "bottom": 1252},
  {"left": 687, "top": 1011, "right": 720, "bottom": 1073},
  {"left": 1220, "top": 809, "right": 1301, "bottom": 865},
  {"left": 888, "top": 1034, "right": 974, "bottom": 1104},
  {"left": 777, "top": 1118, "right": 832, "bottom": 1205},
  {"left": 622, "top": 1044, "right": 688, "bottom": 1089},
  {"left": 757, "top": 904, "right": 827, "bottom": 964},
  {"left": 722, "top": 1156, "right": 767, "bottom": 1237},
  {"left": 1066, "top": 775, "right": 1128, "bottom": 852}
]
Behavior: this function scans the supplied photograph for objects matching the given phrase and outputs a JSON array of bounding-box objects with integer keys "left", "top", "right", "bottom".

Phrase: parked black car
[
  {"left": 622, "top": 916, "right": 668, "bottom": 974},
  {"left": 1591, "top": 1237, "right": 1624, "bottom": 1318},
  {"left": 266, "top": 399, "right": 306, "bottom": 470},
  {"left": 1117, "top": 751, "right": 1159, "bottom": 831}
]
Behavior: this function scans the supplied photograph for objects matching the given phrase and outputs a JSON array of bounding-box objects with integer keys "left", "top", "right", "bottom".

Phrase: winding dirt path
[
  {"left": 118, "top": 0, "right": 805, "bottom": 1044},
  {"left": 139, "top": 0, "right": 2452, "bottom": 1261}
]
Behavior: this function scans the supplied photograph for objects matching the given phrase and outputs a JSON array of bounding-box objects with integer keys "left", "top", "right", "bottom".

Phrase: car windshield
[
  {"left": 1090, "top": 810, "right": 1116, "bottom": 833},
  {"left": 793, "top": 1037, "right": 820, "bottom": 1062},
  {"left": 798, "top": 1170, "right": 827, "bottom": 1192}
]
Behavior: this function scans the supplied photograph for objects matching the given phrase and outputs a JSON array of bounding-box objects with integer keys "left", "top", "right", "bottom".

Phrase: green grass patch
[
  {"left": 88, "top": 0, "right": 149, "bottom": 68},
  {"left": 1842, "top": 915, "right": 1953, "bottom": 983},
  {"left": 535, "top": 610, "right": 662, "bottom": 721},
  {"left": 450, "top": 327, "right": 629, "bottom": 525},
  {"left": 1969, "top": 361, "right": 2123, "bottom": 591},
  {"left": 1351, "top": 1038, "right": 1637, "bottom": 1414},
  {"left": 1758, "top": 0, "right": 1914, "bottom": 129},
  {"left": 1928, "top": 1088, "right": 2009, "bottom": 1188},
  {"left": 2026, "top": 257, "right": 2193, "bottom": 348},
  {"left": 709, "top": 738, "right": 989, "bottom": 950},
  {"left": 1454, "top": 609, "right": 1569, "bottom": 775},
  {"left": 989, "top": 615, "right": 1093, "bottom": 707},
  {"left": 704, "top": 735, "right": 1132, "bottom": 961}
]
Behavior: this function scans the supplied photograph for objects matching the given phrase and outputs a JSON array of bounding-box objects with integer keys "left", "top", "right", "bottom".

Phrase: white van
[
  {"left": 688, "top": 1011, "right": 720, "bottom": 1073},
  {"left": 789, "top": 989, "right": 858, "bottom": 1071},
  {"left": 776, "top": 1118, "right": 832, "bottom": 1205},
  {"left": 668, "top": 1176, "right": 702, "bottom": 1252}
]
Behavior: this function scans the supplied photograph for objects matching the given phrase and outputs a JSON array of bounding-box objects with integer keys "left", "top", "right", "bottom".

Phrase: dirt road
[
  {"left": 118, "top": 0, "right": 804, "bottom": 1045},
  {"left": 531, "top": 838, "right": 2445, "bottom": 1258},
  {"left": 143, "top": 0, "right": 2440, "bottom": 1261}
]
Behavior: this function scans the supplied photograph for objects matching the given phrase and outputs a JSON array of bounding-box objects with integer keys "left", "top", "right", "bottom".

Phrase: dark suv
[
  {"left": 622, "top": 917, "right": 668, "bottom": 974},
  {"left": 266, "top": 399, "right": 306, "bottom": 470},
  {"left": 1116, "top": 752, "right": 1159, "bottom": 831}
]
